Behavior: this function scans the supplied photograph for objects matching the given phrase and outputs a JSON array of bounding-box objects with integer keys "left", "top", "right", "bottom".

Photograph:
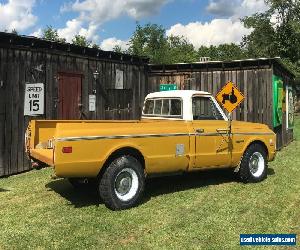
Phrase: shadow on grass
[
  {"left": 144, "top": 169, "right": 236, "bottom": 200},
  {"left": 45, "top": 168, "right": 238, "bottom": 208},
  {"left": 0, "top": 188, "right": 9, "bottom": 192},
  {"left": 268, "top": 168, "right": 275, "bottom": 176},
  {"left": 45, "top": 179, "right": 101, "bottom": 208}
]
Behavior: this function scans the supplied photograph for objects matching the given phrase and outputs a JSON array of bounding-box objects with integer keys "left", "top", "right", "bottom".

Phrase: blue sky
[{"left": 0, "top": 0, "right": 269, "bottom": 50}]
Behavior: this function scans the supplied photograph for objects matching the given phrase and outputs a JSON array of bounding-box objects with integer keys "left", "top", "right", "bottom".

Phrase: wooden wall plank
[
  {"left": 0, "top": 48, "right": 6, "bottom": 175},
  {"left": 17, "top": 50, "right": 26, "bottom": 173},
  {"left": 88, "top": 59, "right": 96, "bottom": 120},
  {"left": 238, "top": 70, "right": 244, "bottom": 121},
  {"left": 252, "top": 70, "right": 258, "bottom": 123},
  {"left": 9, "top": 49, "right": 20, "bottom": 174}
]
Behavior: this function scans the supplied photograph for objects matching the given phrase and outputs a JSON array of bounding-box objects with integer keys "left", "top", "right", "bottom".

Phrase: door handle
[
  {"left": 195, "top": 128, "right": 204, "bottom": 133},
  {"left": 216, "top": 128, "right": 230, "bottom": 133}
]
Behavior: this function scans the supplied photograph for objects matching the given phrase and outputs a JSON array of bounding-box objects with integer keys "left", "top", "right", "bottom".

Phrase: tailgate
[{"left": 25, "top": 120, "right": 58, "bottom": 166}]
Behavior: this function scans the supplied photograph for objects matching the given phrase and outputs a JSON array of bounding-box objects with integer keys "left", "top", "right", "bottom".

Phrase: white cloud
[
  {"left": 207, "top": 0, "right": 268, "bottom": 19},
  {"left": 70, "top": 0, "right": 169, "bottom": 22},
  {"left": 30, "top": 28, "right": 42, "bottom": 37},
  {"left": 0, "top": 0, "right": 37, "bottom": 32},
  {"left": 58, "top": 0, "right": 169, "bottom": 44},
  {"left": 167, "top": 0, "right": 269, "bottom": 49},
  {"left": 56, "top": 19, "right": 99, "bottom": 43},
  {"left": 237, "top": 0, "right": 269, "bottom": 18},
  {"left": 167, "top": 19, "right": 251, "bottom": 48},
  {"left": 100, "top": 37, "right": 129, "bottom": 51},
  {"left": 206, "top": 0, "right": 238, "bottom": 17}
]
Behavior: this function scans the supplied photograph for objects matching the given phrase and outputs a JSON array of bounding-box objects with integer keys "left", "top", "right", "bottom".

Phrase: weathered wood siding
[
  {"left": 0, "top": 47, "right": 148, "bottom": 176},
  {"left": 149, "top": 64, "right": 294, "bottom": 149}
]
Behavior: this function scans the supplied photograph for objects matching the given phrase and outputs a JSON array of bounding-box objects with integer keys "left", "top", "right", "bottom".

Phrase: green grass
[{"left": 1, "top": 118, "right": 300, "bottom": 249}]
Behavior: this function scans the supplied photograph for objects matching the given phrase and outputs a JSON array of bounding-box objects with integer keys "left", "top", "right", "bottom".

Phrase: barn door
[{"left": 58, "top": 72, "right": 82, "bottom": 119}]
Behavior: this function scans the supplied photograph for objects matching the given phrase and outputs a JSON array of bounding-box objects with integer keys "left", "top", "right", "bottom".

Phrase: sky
[{"left": 0, "top": 0, "right": 269, "bottom": 51}]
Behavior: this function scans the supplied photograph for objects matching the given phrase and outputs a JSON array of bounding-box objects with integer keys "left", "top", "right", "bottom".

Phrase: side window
[
  {"left": 143, "top": 98, "right": 182, "bottom": 117},
  {"left": 154, "top": 99, "right": 162, "bottom": 115},
  {"left": 162, "top": 99, "right": 169, "bottom": 115},
  {"left": 170, "top": 99, "right": 182, "bottom": 116},
  {"left": 192, "top": 96, "right": 223, "bottom": 120},
  {"left": 143, "top": 99, "right": 154, "bottom": 114}
]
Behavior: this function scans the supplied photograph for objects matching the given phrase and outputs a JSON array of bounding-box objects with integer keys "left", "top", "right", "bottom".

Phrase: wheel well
[
  {"left": 247, "top": 140, "right": 269, "bottom": 157},
  {"left": 98, "top": 147, "right": 145, "bottom": 178}
]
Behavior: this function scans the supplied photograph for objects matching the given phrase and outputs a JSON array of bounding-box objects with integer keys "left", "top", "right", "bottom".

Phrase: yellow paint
[
  {"left": 26, "top": 119, "right": 276, "bottom": 178},
  {"left": 216, "top": 81, "right": 245, "bottom": 113}
]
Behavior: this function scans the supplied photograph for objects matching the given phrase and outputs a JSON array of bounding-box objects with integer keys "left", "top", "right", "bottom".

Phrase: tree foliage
[
  {"left": 242, "top": 0, "right": 300, "bottom": 76},
  {"left": 72, "top": 35, "right": 91, "bottom": 47},
  {"left": 128, "top": 23, "right": 168, "bottom": 64},
  {"left": 127, "top": 23, "right": 248, "bottom": 64},
  {"left": 42, "top": 26, "right": 66, "bottom": 43},
  {"left": 166, "top": 35, "right": 198, "bottom": 63},
  {"left": 198, "top": 44, "right": 247, "bottom": 61}
]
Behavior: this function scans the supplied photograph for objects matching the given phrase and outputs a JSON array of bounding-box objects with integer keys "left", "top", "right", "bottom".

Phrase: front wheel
[
  {"left": 98, "top": 155, "right": 145, "bottom": 210},
  {"left": 237, "top": 144, "right": 268, "bottom": 183}
]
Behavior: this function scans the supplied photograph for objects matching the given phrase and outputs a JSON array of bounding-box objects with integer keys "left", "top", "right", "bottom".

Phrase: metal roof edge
[
  {"left": 0, "top": 32, "right": 149, "bottom": 65},
  {"left": 149, "top": 57, "right": 296, "bottom": 78}
]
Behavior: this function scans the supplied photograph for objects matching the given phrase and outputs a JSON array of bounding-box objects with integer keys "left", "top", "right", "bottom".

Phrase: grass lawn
[{"left": 0, "top": 118, "right": 299, "bottom": 249}]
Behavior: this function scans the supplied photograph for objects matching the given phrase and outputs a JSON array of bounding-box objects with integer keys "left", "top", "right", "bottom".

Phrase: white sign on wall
[
  {"left": 286, "top": 86, "right": 294, "bottom": 130},
  {"left": 24, "top": 83, "right": 44, "bottom": 116},
  {"left": 115, "top": 69, "right": 124, "bottom": 89},
  {"left": 89, "top": 95, "right": 96, "bottom": 111}
]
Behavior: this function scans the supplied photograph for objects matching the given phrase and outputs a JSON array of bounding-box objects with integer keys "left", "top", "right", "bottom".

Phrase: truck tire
[
  {"left": 99, "top": 155, "right": 145, "bottom": 210},
  {"left": 237, "top": 143, "right": 268, "bottom": 183}
]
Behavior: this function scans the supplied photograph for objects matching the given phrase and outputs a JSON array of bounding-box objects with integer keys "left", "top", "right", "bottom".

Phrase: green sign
[
  {"left": 160, "top": 84, "right": 177, "bottom": 91},
  {"left": 272, "top": 75, "right": 283, "bottom": 128}
]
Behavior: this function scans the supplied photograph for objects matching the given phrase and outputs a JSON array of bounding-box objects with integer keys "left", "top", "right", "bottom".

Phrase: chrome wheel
[
  {"left": 114, "top": 168, "right": 139, "bottom": 202},
  {"left": 249, "top": 152, "right": 265, "bottom": 177}
]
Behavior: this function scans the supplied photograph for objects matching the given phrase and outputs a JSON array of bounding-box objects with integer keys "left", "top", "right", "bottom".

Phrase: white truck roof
[{"left": 145, "top": 90, "right": 211, "bottom": 99}]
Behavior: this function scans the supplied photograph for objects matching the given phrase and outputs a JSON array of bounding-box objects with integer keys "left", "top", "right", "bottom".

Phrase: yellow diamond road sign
[{"left": 216, "top": 81, "right": 244, "bottom": 113}]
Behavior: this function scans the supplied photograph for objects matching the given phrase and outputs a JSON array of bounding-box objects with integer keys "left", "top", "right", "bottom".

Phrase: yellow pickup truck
[{"left": 26, "top": 90, "right": 276, "bottom": 210}]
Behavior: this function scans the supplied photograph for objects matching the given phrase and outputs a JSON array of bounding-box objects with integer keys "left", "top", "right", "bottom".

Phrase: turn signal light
[{"left": 62, "top": 147, "right": 72, "bottom": 153}]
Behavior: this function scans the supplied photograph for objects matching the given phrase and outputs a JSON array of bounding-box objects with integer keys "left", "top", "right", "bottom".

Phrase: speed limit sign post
[{"left": 24, "top": 83, "right": 45, "bottom": 116}]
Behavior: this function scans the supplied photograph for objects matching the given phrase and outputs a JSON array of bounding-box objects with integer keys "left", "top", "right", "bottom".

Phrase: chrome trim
[
  {"left": 57, "top": 133, "right": 192, "bottom": 142},
  {"left": 233, "top": 132, "right": 274, "bottom": 136},
  {"left": 56, "top": 131, "right": 274, "bottom": 142}
]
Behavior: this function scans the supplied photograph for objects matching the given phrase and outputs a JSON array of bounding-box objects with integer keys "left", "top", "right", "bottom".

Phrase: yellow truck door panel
[{"left": 192, "top": 120, "right": 231, "bottom": 168}]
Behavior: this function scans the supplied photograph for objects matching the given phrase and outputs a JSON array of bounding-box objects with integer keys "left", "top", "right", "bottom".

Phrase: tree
[
  {"left": 198, "top": 44, "right": 247, "bottom": 61},
  {"left": 92, "top": 43, "right": 100, "bottom": 49},
  {"left": 42, "top": 26, "right": 66, "bottom": 43},
  {"left": 72, "top": 35, "right": 91, "bottom": 47},
  {"left": 242, "top": 0, "right": 300, "bottom": 76},
  {"left": 113, "top": 45, "right": 123, "bottom": 53},
  {"left": 166, "top": 35, "right": 198, "bottom": 63},
  {"left": 128, "top": 23, "right": 168, "bottom": 64},
  {"left": 11, "top": 29, "right": 18, "bottom": 35}
]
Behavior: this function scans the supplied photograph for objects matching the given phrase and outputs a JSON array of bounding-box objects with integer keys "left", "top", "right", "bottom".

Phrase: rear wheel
[
  {"left": 99, "top": 155, "right": 145, "bottom": 210},
  {"left": 237, "top": 144, "right": 268, "bottom": 183}
]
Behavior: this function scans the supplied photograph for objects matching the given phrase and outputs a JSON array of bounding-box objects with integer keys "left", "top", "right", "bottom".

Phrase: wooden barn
[
  {"left": 0, "top": 32, "right": 149, "bottom": 177},
  {"left": 148, "top": 58, "right": 296, "bottom": 150},
  {"left": 0, "top": 31, "right": 296, "bottom": 177}
]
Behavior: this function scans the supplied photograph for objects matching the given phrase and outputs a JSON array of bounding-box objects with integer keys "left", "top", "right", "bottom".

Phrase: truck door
[{"left": 191, "top": 96, "right": 231, "bottom": 168}]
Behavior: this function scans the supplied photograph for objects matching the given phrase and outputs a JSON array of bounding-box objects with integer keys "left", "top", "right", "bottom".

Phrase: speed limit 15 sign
[{"left": 24, "top": 83, "right": 44, "bottom": 116}]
